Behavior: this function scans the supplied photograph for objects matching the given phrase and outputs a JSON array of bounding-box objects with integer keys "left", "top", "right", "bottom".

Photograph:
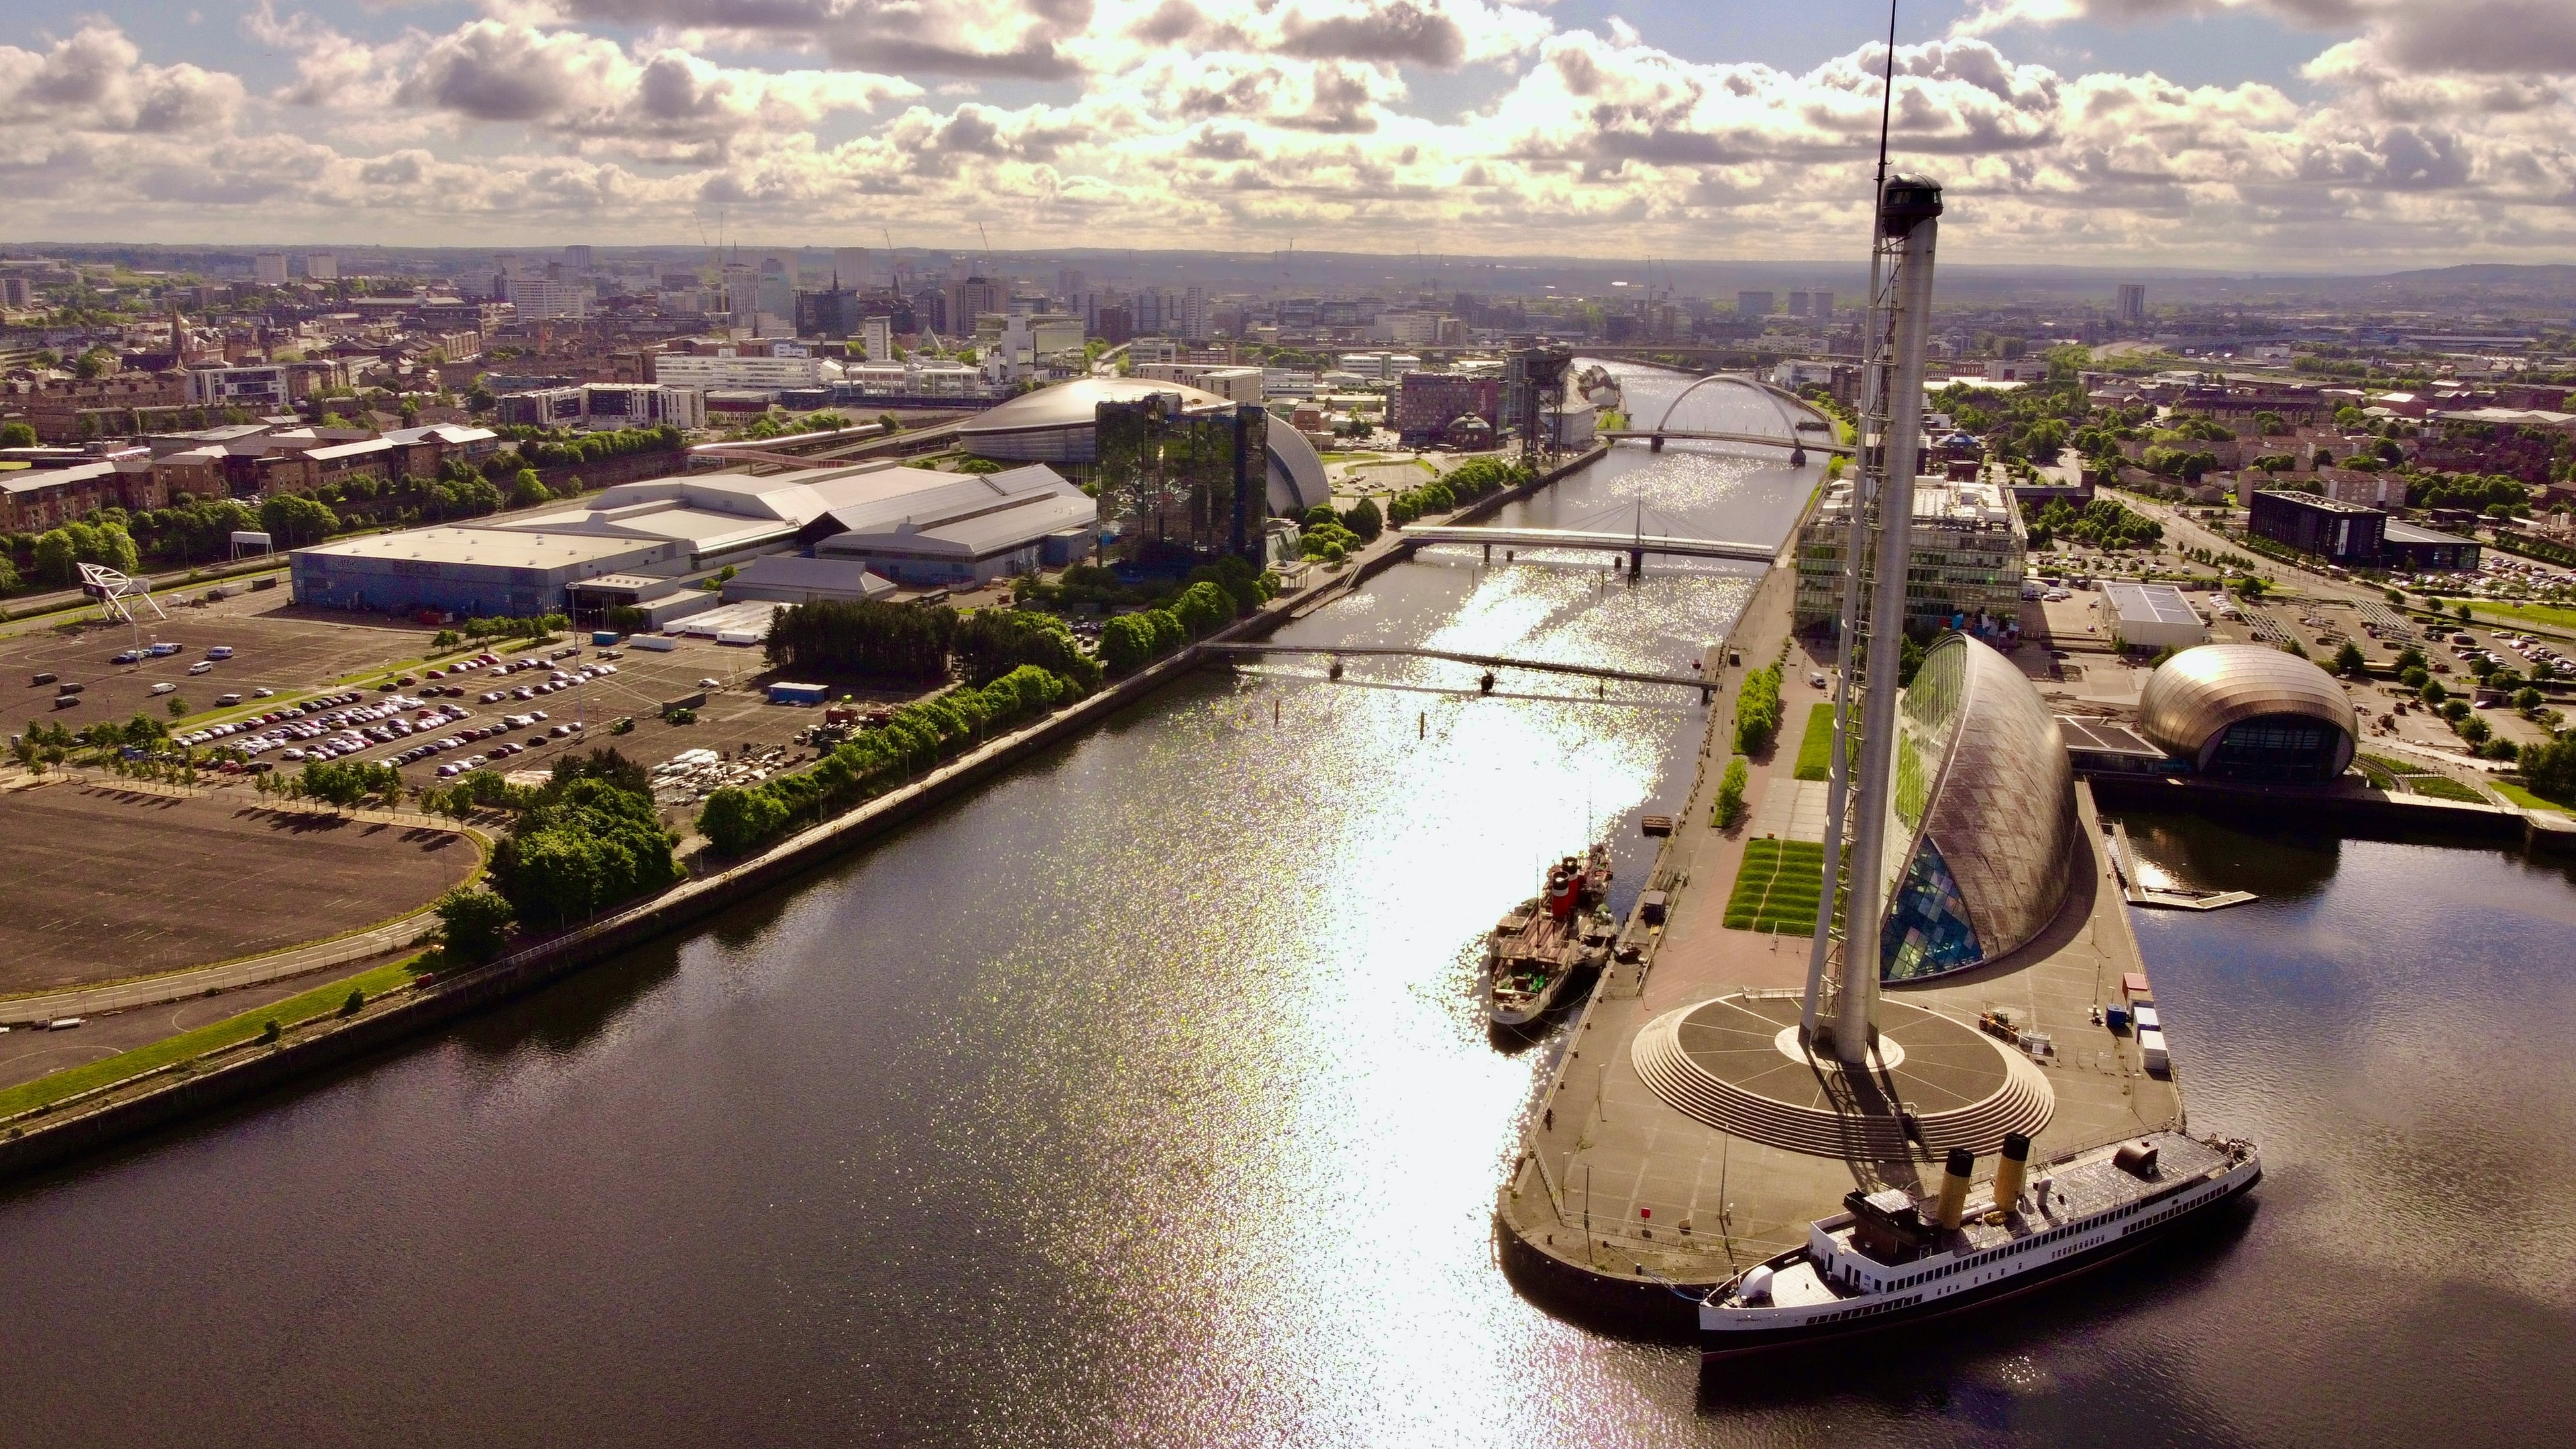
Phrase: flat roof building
[
  {"left": 2247, "top": 490, "right": 2384, "bottom": 566},
  {"left": 2379, "top": 519, "right": 2481, "bottom": 572},
  {"left": 1796, "top": 478, "right": 2027, "bottom": 637},
  {"left": 2101, "top": 581, "right": 2206, "bottom": 651},
  {"left": 292, "top": 527, "right": 683, "bottom": 619}
]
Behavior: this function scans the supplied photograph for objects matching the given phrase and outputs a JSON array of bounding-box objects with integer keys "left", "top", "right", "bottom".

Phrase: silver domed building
[
  {"left": 1877, "top": 633, "right": 2080, "bottom": 983},
  {"left": 2137, "top": 643, "right": 2357, "bottom": 784},
  {"left": 956, "top": 377, "right": 1332, "bottom": 517}
]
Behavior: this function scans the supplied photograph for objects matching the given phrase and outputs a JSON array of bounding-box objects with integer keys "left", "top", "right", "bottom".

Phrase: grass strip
[
  {"left": 2463, "top": 600, "right": 2576, "bottom": 635},
  {"left": 1794, "top": 702, "right": 1835, "bottom": 781},
  {"left": 0, "top": 956, "right": 427, "bottom": 1120},
  {"left": 2491, "top": 780, "right": 2568, "bottom": 814},
  {"left": 2408, "top": 774, "right": 2487, "bottom": 804}
]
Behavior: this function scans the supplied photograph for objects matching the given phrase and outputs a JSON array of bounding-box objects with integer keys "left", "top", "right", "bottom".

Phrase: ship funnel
[
  {"left": 1994, "top": 1132, "right": 2031, "bottom": 1212},
  {"left": 1935, "top": 1146, "right": 1974, "bottom": 1231}
]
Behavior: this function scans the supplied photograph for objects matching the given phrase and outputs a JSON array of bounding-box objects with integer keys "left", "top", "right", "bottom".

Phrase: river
[{"left": 3, "top": 366, "right": 2569, "bottom": 1447}]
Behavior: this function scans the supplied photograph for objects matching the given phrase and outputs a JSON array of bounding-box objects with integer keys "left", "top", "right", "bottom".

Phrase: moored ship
[
  {"left": 1699, "top": 1129, "right": 2260, "bottom": 1359},
  {"left": 1485, "top": 845, "right": 1615, "bottom": 1027}
]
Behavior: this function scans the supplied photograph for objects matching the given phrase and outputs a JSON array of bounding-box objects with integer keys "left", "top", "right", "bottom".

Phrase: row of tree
[
  {"left": 1097, "top": 581, "right": 1238, "bottom": 674},
  {"left": 1383, "top": 456, "right": 1533, "bottom": 528},
  {"left": 697, "top": 665, "right": 1079, "bottom": 856}
]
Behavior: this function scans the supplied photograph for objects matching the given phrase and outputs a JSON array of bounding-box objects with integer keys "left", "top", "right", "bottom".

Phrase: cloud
[{"left": 5, "top": 8, "right": 2576, "bottom": 264}]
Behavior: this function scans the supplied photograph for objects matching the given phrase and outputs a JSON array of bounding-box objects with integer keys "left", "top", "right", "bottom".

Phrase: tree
[
  {"left": 508, "top": 468, "right": 550, "bottom": 507},
  {"left": 260, "top": 494, "right": 339, "bottom": 547},
  {"left": 435, "top": 886, "right": 517, "bottom": 963},
  {"left": 1340, "top": 496, "right": 1383, "bottom": 543},
  {"left": 487, "top": 775, "right": 678, "bottom": 927},
  {"left": 72, "top": 345, "right": 118, "bottom": 380},
  {"left": 2523, "top": 732, "right": 2576, "bottom": 805},
  {"left": 2333, "top": 641, "right": 2367, "bottom": 677},
  {"left": 0, "top": 421, "right": 33, "bottom": 448}
]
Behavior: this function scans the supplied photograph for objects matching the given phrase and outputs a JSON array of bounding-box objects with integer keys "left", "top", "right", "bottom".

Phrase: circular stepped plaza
[{"left": 1630, "top": 992, "right": 2053, "bottom": 1161}]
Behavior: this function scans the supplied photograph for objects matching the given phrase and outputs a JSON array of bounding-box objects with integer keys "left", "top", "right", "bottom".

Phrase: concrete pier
[{"left": 1495, "top": 548, "right": 2187, "bottom": 1332}]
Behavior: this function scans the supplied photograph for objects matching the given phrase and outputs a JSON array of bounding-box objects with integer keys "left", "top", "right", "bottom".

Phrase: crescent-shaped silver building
[
  {"left": 2136, "top": 642, "right": 2358, "bottom": 784},
  {"left": 955, "top": 376, "right": 1333, "bottom": 517},
  {"left": 1877, "top": 633, "right": 2081, "bottom": 983}
]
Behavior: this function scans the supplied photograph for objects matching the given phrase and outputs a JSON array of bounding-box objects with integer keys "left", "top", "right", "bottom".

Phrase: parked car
[
  {"left": 217, "top": 692, "right": 242, "bottom": 706},
  {"left": 30, "top": 672, "right": 57, "bottom": 685},
  {"left": 187, "top": 661, "right": 215, "bottom": 675},
  {"left": 112, "top": 650, "right": 143, "bottom": 665},
  {"left": 149, "top": 682, "right": 176, "bottom": 696},
  {"left": 207, "top": 646, "right": 235, "bottom": 660}
]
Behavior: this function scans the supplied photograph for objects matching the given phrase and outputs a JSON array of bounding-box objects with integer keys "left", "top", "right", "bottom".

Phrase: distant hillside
[{"left": 2375, "top": 264, "right": 2576, "bottom": 284}]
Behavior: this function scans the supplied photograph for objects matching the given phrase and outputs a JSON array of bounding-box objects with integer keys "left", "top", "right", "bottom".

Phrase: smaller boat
[{"left": 1484, "top": 845, "right": 1616, "bottom": 1027}]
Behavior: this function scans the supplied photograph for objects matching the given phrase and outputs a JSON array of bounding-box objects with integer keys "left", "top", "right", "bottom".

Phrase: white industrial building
[
  {"left": 655, "top": 352, "right": 826, "bottom": 392},
  {"left": 290, "top": 458, "right": 1093, "bottom": 619},
  {"left": 2102, "top": 582, "right": 2207, "bottom": 651}
]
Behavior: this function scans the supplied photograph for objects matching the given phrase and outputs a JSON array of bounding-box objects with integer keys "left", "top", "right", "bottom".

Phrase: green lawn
[
  {"left": 2492, "top": 780, "right": 2569, "bottom": 814},
  {"left": 2408, "top": 773, "right": 2487, "bottom": 804},
  {"left": 1793, "top": 702, "right": 1835, "bottom": 781},
  {"left": 0, "top": 956, "right": 428, "bottom": 1120},
  {"left": 1723, "top": 838, "right": 1826, "bottom": 934},
  {"left": 2467, "top": 600, "right": 2576, "bottom": 635}
]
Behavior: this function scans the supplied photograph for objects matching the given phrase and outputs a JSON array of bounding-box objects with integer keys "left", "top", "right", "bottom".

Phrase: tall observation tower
[{"left": 1799, "top": 174, "right": 1944, "bottom": 1065}]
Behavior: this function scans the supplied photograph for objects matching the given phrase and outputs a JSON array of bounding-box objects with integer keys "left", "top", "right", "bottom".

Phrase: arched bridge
[{"left": 1604, "top": 372, "right": 1854, "bottom": 455}]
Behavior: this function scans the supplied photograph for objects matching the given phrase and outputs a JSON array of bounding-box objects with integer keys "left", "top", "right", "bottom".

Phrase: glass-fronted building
[
  {"left": 1873, "top": 633, "right": 2080, "bottom": 983},
  {"left": 1796, "top": 478, "right": 2027, "bottom": 637}
]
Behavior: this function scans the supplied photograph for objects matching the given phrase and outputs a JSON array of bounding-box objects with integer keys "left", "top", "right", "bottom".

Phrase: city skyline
[{"left": 4, "top": 1, "right": 2572, "bottom": 265}]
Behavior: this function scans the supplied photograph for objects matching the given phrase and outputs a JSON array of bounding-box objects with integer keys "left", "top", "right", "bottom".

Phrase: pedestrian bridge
[
  {"left": 1599, "top": 428, "right": 1854, "bottom": 456},
  {"left": 1201, "top": 641, "right": 1715, "bottom": 697},
  {"left": 1403, "top": 525, "right": 1778, "bottom": 566}
]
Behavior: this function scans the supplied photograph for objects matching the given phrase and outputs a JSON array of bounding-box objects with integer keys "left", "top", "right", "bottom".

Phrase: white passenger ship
[{"left": 1699, "top": 1129, "right": 2259, "bottom": 1359}]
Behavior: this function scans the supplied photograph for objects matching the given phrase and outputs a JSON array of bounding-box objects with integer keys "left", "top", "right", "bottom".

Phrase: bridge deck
[
  {"left": 1599, "top": 429, "right": 1854, "bottom": 455},
  {"left": 1403, "top": 525, "right": 1778, "bottom": 564},
  {"left": 1201, "top": 641, "right": 1714, "bottom": 691}
]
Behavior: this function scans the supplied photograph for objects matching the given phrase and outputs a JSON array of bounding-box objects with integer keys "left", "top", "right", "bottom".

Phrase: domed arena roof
[
  {"left": 2137, "top": 643, "right": 2357, "bottom": 781},
  {"left": 1878, "top": 633, "right": 2079, "bottom": 983},
  {"left": 956, "top": 378, "right": 1330, "bottom": 517}
]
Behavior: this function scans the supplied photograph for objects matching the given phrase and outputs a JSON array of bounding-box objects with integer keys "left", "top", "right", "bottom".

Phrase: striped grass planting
[
  {"left": 1724, "top": 838, "right": 1828, "bottom": 934},
  {"left": 1794, "top": 702, "right": 1836, "bottom": 781}
]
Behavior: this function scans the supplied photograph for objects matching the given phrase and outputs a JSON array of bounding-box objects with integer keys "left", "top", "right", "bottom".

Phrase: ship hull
[{"left": 1699, "top": 1161, "right": 2259, "bottom": 1362}]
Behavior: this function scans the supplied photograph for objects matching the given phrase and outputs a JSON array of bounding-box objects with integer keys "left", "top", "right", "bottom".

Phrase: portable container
[
  {"left": 768, "top": 682, "right": 830, "bottom": 706},
  {"left": 2132, "top": 1005, "right": 2162, "bottom": 1036},
  {"left": 2139, "top": 1029, "right": 2170, "bottom": 1075},
  {"left": 593, "top": 631, "right": 621, "bottom": 646}
]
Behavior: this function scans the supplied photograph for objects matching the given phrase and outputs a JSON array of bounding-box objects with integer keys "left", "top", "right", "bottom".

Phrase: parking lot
[
  {"left": 0, "top": 784, "right": 476, "bottom": 995},
  {"left": 6, "top": 590, "right": 449, "bottom": 735}
]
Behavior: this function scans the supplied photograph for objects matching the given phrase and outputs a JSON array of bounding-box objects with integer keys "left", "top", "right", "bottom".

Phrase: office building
[
  {"left": 563, "top": 245, "right": 594, "bottom": 273},
  {"left": 303, "top": 253, "right": 337, "bottom": 281},
  {"left": 254, "top": 253, "right": 289, "bottom": 286},
  {"left": 1391, "top": 372, "right": 1501, "bottom": 445},
  {"left": 503, "top": 276, "right": 591, "bottom": 320},
  {"left": 653, "top": 352, "right": 824, "bottom": 392},
  {"left": 1795, "top": 478, "right": 2026, "bottom": 635},
  {"left": 2117, "top": 283, "right": 2147, "bottom": 324},
  {"left": 2247, "top": 490, "right": 2383, "bottom": 566},
  {"left": 863, "top": 317, "right": 893, "bottom": 364}
]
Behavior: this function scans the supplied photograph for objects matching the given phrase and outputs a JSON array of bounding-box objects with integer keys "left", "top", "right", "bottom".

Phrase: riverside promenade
[{"left": 1495, "top": 544, "right": 2187, "bottom": 1330}]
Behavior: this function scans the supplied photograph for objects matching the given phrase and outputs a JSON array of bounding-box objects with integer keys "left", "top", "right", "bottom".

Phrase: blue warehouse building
[{"left": 290, "top": 527, "right": 686, "bottom": 617}]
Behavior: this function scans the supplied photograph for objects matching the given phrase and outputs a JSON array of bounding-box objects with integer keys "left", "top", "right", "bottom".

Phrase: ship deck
[{"left": 1497, "top": 559, "right": 2191, "bottom": 1310}]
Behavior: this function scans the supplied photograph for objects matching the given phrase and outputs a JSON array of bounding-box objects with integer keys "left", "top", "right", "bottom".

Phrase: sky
[{"left": 3, "top": 1, "right": 2573, "bottom": 268}]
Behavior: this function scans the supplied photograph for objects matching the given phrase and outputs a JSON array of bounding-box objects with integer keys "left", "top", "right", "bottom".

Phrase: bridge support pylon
[
  {"left": 1649, "top": 435, "right": 1666, "bottom": 452},
  {"left": 1626, "top": 548, "right": 1644, "bottom": 582}
]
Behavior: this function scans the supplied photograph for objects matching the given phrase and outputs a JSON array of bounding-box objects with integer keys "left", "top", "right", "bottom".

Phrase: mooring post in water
[
  {"left": 1483, "top": 541, "right": 1492, "bottom": 564},
  {"left": 1419, "top": 710, "right": 1426, "bottom": 739}
]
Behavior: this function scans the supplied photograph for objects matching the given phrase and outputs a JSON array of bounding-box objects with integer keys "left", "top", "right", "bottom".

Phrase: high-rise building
[
  {"left": 1737, "top": 290, "right": 1774, "bottom": 317},
  {"left": 863, "top": 317, "right": 893, "bottom": 364},
  {"left": 303, "top": 252, "right": 337, "bottom": 281},
  {"left": 1811, "top": 290, "right": 1833, "bottom": 325},
  {"left": 946, "top": 275, "right": 1004, "bottom": 333},
  {"left": 1056, "top": 268, "right": 1086, "bottom": 305},
  {"left": 1788, "top": 290, "right": 1811, "bottom": 318},
  {"left": 254, "top": 253, "right": 288, "bottom": 286},
  {"left": 562, "top": 245, "right": 594, "bottom": 273},
  {"left": 1181, "top": 284, "right": 1209, "bottom": 341},
  {"left": 502, "top": 276, "right": 591, "bottom": 319},
  {"left": 2117, "top": 283, "right": 2147, "bottom": 324},
  {"left": 833, "top": 247, "right": 870, "bottom": 289}
]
